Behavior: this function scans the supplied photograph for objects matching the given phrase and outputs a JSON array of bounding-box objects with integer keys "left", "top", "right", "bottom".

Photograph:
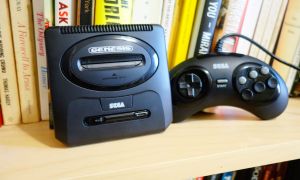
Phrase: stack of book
[{"left": 0, "top": 0, "right": 299, "bottom": 127}]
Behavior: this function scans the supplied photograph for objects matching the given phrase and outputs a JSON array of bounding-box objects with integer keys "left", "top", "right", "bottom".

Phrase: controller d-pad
[{"left": 178, "top": 73, "right": 202, "bottom": 98}]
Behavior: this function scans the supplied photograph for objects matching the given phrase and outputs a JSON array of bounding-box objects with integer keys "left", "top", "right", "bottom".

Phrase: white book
[
  {"left": 132, "top": 0, "right": 164, "bottom": 24},
  {"left": 33, "top": 0, "right": 49, "bottom": 121},
  {"left": 256, "top": 0, "right": 283, "bottom": 63},
  {"left": 0, "top": 0, "right": 21, "bottom": 125},
  {"left": 249, "top": 0, "right": 273, "bottom": 58},
  {"left": 187, "top": 0, "right": 206, "bottom": 58},
  {"left": 286, "top": 41, "right": 300, "bottom": 93},
  {"left": 236, "top": 0, "right": 263, "bottom": 54},
  {"left": 161, "top": 0, "right": 176, "bottom": 50},
  {"left": 264, "top": 0, "right": 288, "bottom": 63},
  {"left": 45, "top": 0, "right": 54, "bottom": 28},
  {"left": 55, "top": 0, "right": 77, "bottom": 26}
]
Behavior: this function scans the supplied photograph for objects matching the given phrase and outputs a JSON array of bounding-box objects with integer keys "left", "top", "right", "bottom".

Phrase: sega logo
[{"left": 213, "top": 63, "right": 229, "bottom": 69}]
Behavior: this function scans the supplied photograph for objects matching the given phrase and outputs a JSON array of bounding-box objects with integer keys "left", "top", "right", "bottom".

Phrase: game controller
[{"left": 170, "top": 53, "right": 289, "bottom": 123}]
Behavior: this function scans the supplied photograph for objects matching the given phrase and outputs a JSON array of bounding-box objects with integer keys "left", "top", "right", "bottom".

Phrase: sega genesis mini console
[{"left": 45, "top": 24, "right": 172, "bottom": 145}]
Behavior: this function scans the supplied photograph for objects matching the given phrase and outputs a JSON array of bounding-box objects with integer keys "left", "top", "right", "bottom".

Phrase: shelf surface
[{"left": 1, "top": 99, "right": 300, "bottom": 179}]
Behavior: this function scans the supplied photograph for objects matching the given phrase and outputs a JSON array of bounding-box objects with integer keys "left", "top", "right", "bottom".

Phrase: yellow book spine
[
  {"left": 95, "top": 0, "right": 132, "bottom": 24},
  {"left": 0, "top": 0, "right": 21, "bottom": 125},
  {"left": 167, "top": 0, "right": 183, "bottom": 68},
  {"left": 9, "top": 0, "right": 40, "bottom": 123},
  {"left": 170, "top": 0, "right": 198, "bottom": 69}
]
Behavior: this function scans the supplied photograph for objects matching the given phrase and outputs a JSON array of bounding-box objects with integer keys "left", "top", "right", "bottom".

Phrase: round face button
[
  {"left": 238, "top": 76, "right": 247, "bottom": 85},
  {"left": 178, "top": 73, "right": 203, "bottom": 98},
  {"left": 241, "top": 89, "right": 254, "bottom": 101},
  {"left": 249, "top": 70, "right": 258, "bottom": 79},
  {"left": 254, "top": 81, "right": 266, "bottom": 93},
  {"left": 267, "top": 77, "right": 278, "bottom": 89},
  {"left": 260, "top": 66, "right": 270, "bottom": 75}
]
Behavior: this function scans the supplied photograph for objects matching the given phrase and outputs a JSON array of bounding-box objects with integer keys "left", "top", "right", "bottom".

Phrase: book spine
[
  {"left": 212, "top": 0, "right": 249, "bottom": 53},
  {"left": 131, "top": 0, "right": 163, "bottom": 24},
  {"left": 264, "top": 0, "right": 288, "bottom": 63},
  {"left": 95, "top": 0, "right": 132, "bottom": 24},
  {"left": 0, "top": 0, "right": 21, "bottom": 125},
  {"left": 255, "top": 0, "right": 283, "bottom": 62},
  {"left": 161, "top": 0, "right": 176, "bottom": 50},
  {"left": 285, "top": 41, "right": 300, "bottom": 93},
  {"left": 32, "top": 0, "right": 50, "bottom": 121},
  {"left": 167, "top": 0, "right": 183, "bottom": 68},
  {"left": 169, "top": 0, "right": 198, "bottom": 68},
  {"left": 194, "top": 0, "right": 222, "bottom": 56},
  {"left": 55, "top": 0, "right": 77, "bottom": 26},
  {"left": 235, "top": 0, "right": 263, "bottom": 54},
  {"left": 78, "top": 0, "right": 94, "bottom": 25},
  {"left": 187, "top": 0, "right": 206, "bottom": 58},
  {"left": 9, "top": 0, "right": 40, "bottom": 123},
  {"left": 45, "top": 0, "right": 54, "bottom": 28},
  {"left": 248, "top": 0, "right": 273, "bottom": 58},
  {"left": 273, "top": 0, "right": 300, "bottom": 82}
]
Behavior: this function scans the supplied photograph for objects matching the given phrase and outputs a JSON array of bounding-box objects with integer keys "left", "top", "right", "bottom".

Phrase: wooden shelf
[{"left": 1, "top": 99, "right": 300, "bottom": 179}]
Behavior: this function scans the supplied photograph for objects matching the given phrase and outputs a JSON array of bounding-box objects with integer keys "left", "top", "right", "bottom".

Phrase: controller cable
[{"left": 215, "top": 33, "right": 300, "bottom": 71}]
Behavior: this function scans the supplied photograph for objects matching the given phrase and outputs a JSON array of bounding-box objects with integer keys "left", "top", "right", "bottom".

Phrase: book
[
  {"left": 32, "top": 0, "right": 50, "bottom": 121},
  {"left": 291, "top": 72, "right": 300, "bottom": 97},
  {"left": 235, "top": 0, "right": 263, "bottom": 54},
  {"left": 285, "top": 42, "right": 300, "bottom": 93},
  {"left": 273, "top": 0, "right": 300, "bottom": 88},
  {"left": 45, "top": 0, "right": 54, "bottom": 28},
  {"left": 55, "top": 0, "right": 77, "bottom": 26},
  {"left": 0, "top": 0, "right": 21, "bottom": 125},
  {"left": 248, "top": 0, "right": 273, "bottom": 58},
  {"left": 9, "top": 0, "right": 40, "bottom": 123},
  {"left": 161, "top": 0, "right": 176, "bottom": 50},
  {"left": 204, "top": 174, "right": 222, "bottom": 180},
  {"left": 77, "top": 0, "right": 95, "bottom": 25},
  {"left": 254, "top": 0, "right": 285, "bottom": 63},
  {"left": 94, "top": 0, "right": 132, "bottom": 24},
  {"left": 169, "top": 0, "right": 198, "bottom": 68},
  {"left": 167, "top": 0, "right": 183, "bottom": 68},
  {"left": 187, "top": 0, "right": 206, "bottom": 58},
  {"left": 221, "top": 172, "right": 234, "bottom": 180},
  {"left": 132, "top": 0, "right": 163, "bottom": 24},
  {"left": 212, "top": 0, "right": 249, "bottom": 53},
  {"left": 264, "top": 0, "right": 288, "bottom": 63},
  {"left": 193, "top": 0, "right": 222, "bottom": 56}
]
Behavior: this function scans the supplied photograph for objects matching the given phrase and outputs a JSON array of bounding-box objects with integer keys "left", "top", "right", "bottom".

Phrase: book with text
[
  {"left": 33, "top": 0, "right": 50, "bottom": 121},
  {"left": 132, "top": 0, "right": 163, "bottom": 24},
  {"left": 0, "top": 0, "right": 21, "bottom": 125},
  {"left": 55, "top": 0, "right": 77, "bottom": 26},
  {"left": 77, "top": 0, "right": 94, "bottom": 25},
  {"left": 95, "top": 0, "right": 132, "bottom": 24},
  {"left": 161, "top": 0, "right": 176, "bottom": 49},
  {"left": 9, "top": 0, "right": 40, "bottom": 123}
]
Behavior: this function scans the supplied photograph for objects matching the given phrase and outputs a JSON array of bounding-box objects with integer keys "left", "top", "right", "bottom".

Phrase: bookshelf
[{"left": 1, "top": 98, "right": 300, "bottom": 179}]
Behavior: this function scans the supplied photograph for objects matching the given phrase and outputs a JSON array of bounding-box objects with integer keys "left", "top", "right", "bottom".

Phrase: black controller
[{"left": 170, "top": 54, "right": 289, "bottom": 123}]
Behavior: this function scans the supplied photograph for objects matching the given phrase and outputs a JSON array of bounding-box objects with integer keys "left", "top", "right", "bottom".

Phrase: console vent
[{"left": 60, "top": 24, "right": 154, "bottom": 34}]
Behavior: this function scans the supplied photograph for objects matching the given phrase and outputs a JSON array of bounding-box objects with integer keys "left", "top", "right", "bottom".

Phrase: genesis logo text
[
  {"left": 88, "top": 45, "right": 134, "bottom": 54},
  {"left": 213, "top": 63, "right": 229, "bottom": 70}
]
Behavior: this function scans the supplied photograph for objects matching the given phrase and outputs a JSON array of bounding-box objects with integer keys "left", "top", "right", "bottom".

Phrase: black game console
[
  {"left": 170, "top": 53, "right": 289, "bottom": 123},
  {"left": 45, "top": 25, "right": 172, "bottom": 145}
]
